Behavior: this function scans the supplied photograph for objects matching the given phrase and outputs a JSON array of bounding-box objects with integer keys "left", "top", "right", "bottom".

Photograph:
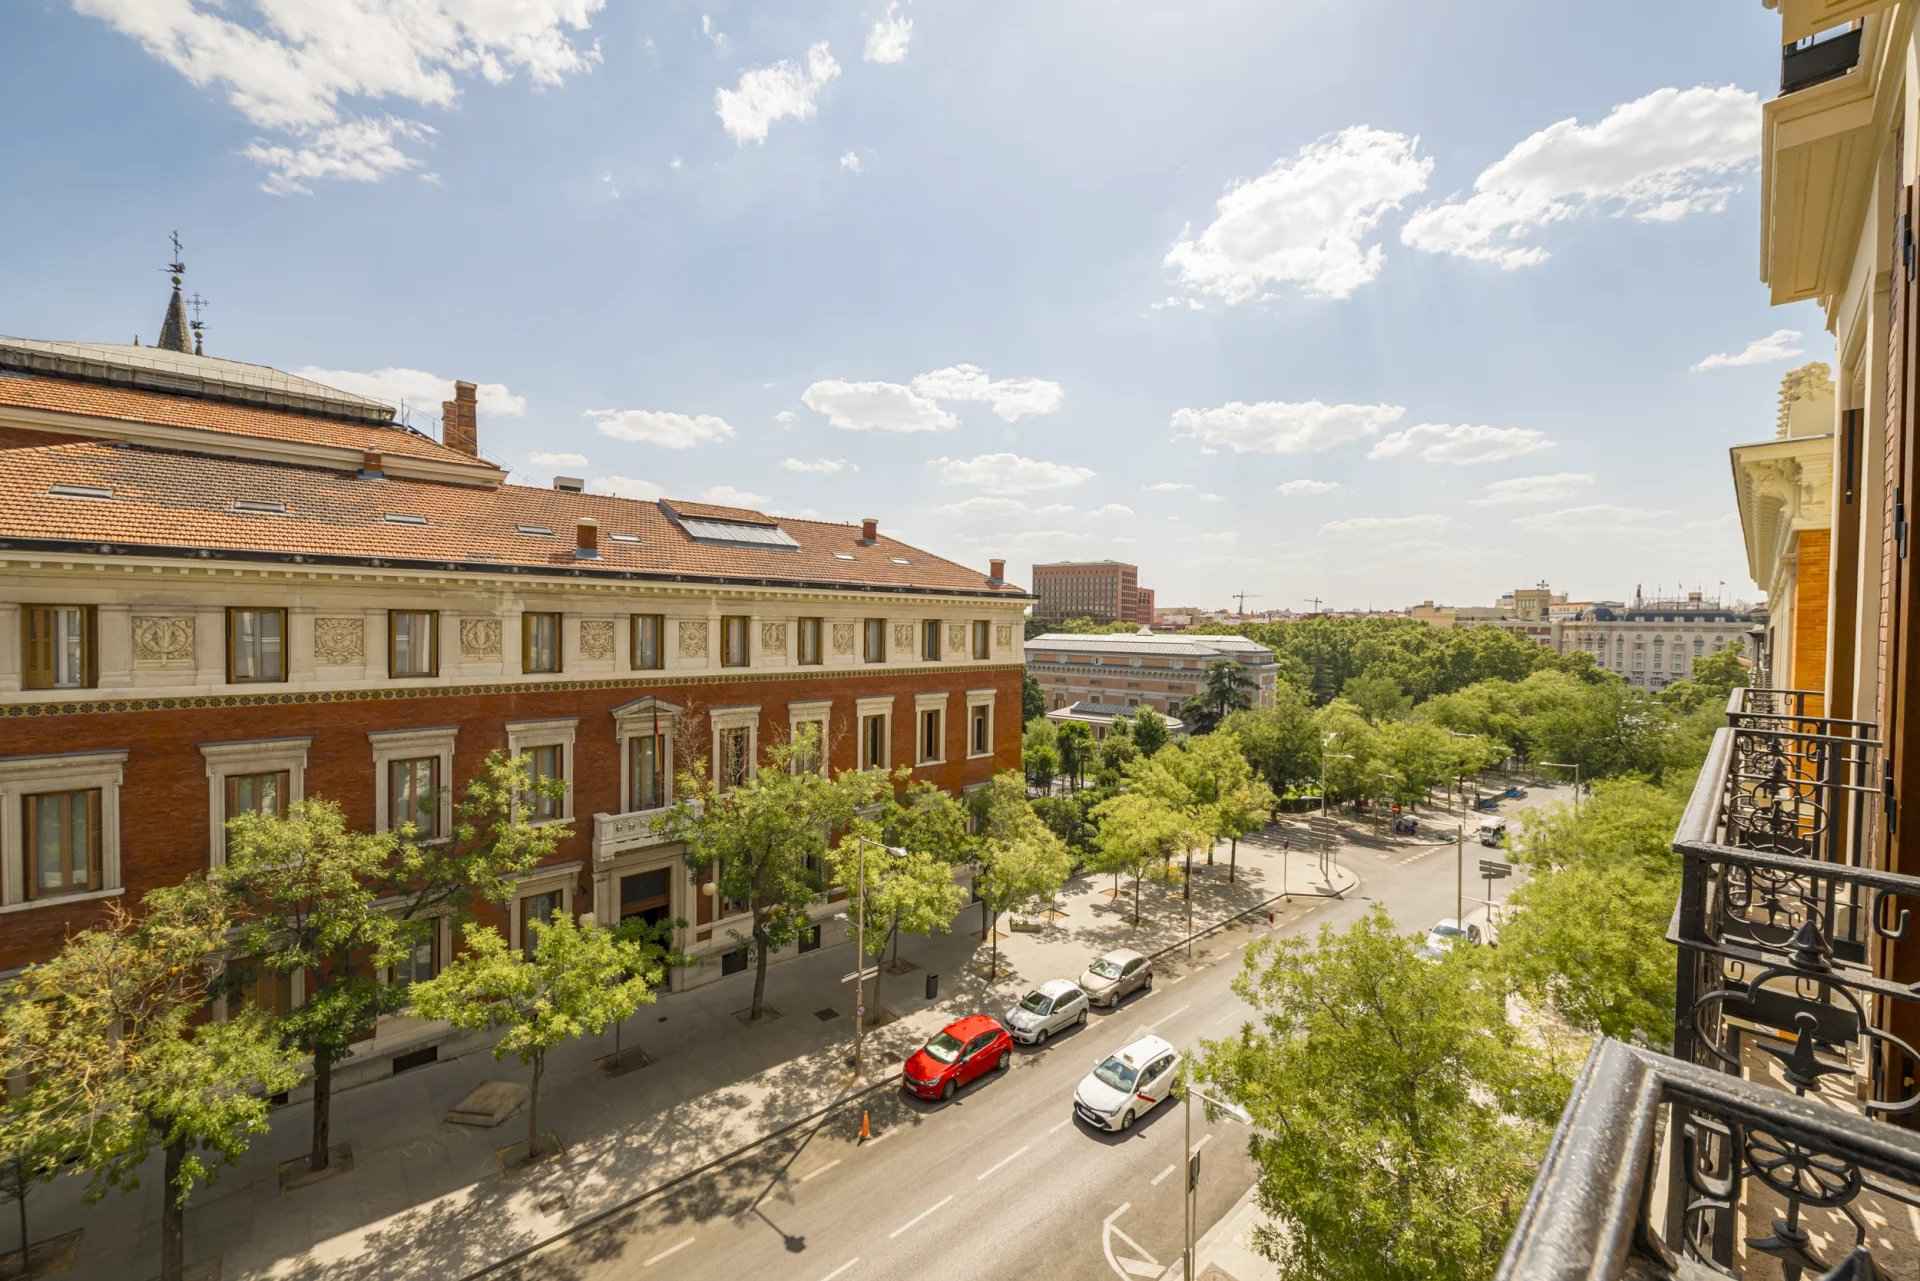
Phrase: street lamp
[
  {"left": 1538, "top": 760, "right": 1581, "bottom": 815},
  {"left": 1180, "top": 1066, "right": 1252, "bottom": 1281}
]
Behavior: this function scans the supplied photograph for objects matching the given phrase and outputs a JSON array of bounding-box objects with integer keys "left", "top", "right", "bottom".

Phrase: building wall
[
  {"left": 1031, "top": 562, "right": 1137, "bottom": 623},
  {"left": 1793, "top": 528, "right": 1831, "bottom": 704}
]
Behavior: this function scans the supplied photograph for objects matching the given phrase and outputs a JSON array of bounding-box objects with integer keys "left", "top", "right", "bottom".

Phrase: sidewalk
[
  {"left": 1168, "top": 1180, "right": 1271, "bottom": 1281},
  {"left": 30, "top": 834, "right": 1355, "bottom": 1281}
]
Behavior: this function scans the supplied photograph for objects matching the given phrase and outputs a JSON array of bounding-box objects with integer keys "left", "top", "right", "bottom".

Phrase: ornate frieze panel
[
  {"left": 131, "top": 615, "right": 194, "bottom": 666},
  {"left": 948, "top": 623, "right": 966, "bottom": 654},
  {"left": 995, "top": 623, "right": 1013, "bottom": 648},
  {"left": 831, "top": 623, "right": 856, "bottom": 656},
  {"left": 761, "top": 621, "right": 787, "bottom": 653},
  {"left": 579, "top": 619, "right": 615, "bottom": 661},
  {"left": 679, "top": 620, "right": 709, "bottom": 659},
  {"left": 460, "top": 617, "right": 502, "bottom": 659},
  {"left": 893, "top": 622, "right": 913, "bottom": 650},
  {"left": 312, "top": 616, "right": 365, "bottom": 666}
]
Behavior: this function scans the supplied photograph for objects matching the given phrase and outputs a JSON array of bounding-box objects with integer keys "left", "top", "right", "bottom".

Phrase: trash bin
[{"left": 925, "top": 973, "right": 940, "bottom": 1000}]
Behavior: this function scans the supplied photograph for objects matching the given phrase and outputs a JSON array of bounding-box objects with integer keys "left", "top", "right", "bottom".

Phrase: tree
[
  {"left": 0, "top": 883, "right": 302, "bottom": 1281},
  {"left": 411, "top": 916, "right": 664, "bottom": 1160},
  {"left": 1092, "top": 730, "right": 1140, "bottom": 789},
  {"left": 1314, "top": 699, "right": 1381, "bottom": 807},
  {"left": 388, "top": 748, "right": 572, "bottom": 922},
  {"left": 1090, "top": 790, "right": 1204, "bottom": 925},
  {"left": 1183, "top": 660, "right": 1256, "bottom": 733},
  {"left": 973, "top": 774, "right": 1073, "bottom": 976},
  {"left": 1194, "top": 909, "right": 1569, "bottom": 1281},
  {"left": 1209, "top": 741, "right": 1278, "bottom": 883},
  {"left": 1374, "top": 721, "right": 1455, "bottom": 811},
  {"left": 1342, "top": 671, "right": 1412, "bottom": 724},
  {"left": 831, "top": 810, "right": 967, "bottom": 1021},
  {"left": 1056, "top": 722, "right": 1093, "bottom": 792},
  {"left": 1221, "top": 686, "right": 1319, "bottom": 797},
  {"left": 218, "top": 799, "right": 407, "bottom": 1177},
  {"left": 658, "top": 728, "right": 890, "bottom": 1020},
  {"left": 0, "top": 1118, "right": 66, "bottom": 1276},
  {"left": 1025, "top": 742, "right": 1059, "bottom": 791},
  {"left": 1022, "top": 670, "right": 1046, "bottom": 721},
  {"left": 1131, "top": 708, "right": 1171, "bottom": 757}
]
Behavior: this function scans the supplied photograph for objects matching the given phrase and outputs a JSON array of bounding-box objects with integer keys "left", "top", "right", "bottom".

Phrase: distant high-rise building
[
  {"left": 1031, "top": 560, "right": 1142, "bottom": 623},
  {"left": 1133, "top": 586, "right": 1156, "bottom": 626}
]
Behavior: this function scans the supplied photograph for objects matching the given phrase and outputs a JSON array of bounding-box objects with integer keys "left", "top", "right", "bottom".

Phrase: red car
[{"left": 902, "top": 1014, "right": 1013, "bottom": 1101}]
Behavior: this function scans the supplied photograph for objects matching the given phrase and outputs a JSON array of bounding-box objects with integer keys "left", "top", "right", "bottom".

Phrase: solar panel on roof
[{"left": 679, "top": 517, "right": 800, "bottom": 548}]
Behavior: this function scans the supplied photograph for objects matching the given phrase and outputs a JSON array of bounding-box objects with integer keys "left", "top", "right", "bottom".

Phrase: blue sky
[{"left": 3, "top": 0, "right": 1817, "bottom": 611}]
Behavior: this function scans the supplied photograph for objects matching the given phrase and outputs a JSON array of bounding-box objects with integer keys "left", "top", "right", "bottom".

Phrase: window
[
  {"left": 718, "top": 727, "right": 752, "bottom": 789},
  {"left": 389, "top": 757, "right": 440, "bottom": 838},
  {"left": 21, "top": 605, "right": 94, "bottom": 690},
  {"left": 522, "top": 612, "right": 562, "bottom": 673},
  {"left": 797, "top": 617, "right": 824, "bottom": 666},
  {"left": 202, "top": 737, "right": 309, "bottom": 869},
  {"left": 721, "top": 946, "right": 749, "bottom": 976},
  {"left": 519, "top": 889, "right": 563, "bottom": 956},
  {"left": 222, "top": 770, "right": 289, "bottom": 851},
  {"left": 919, "top": 706, "right": 944, "bottom": 765},
  {"left": 224, "top": 955, "right": 293, "bottom": 1019},
  {"left": 721, "top": 616, "right": 751, "bottom": 668},
  {"left": 922, "top": 620, "right": 941, "bottom": 661},
  {"left": 525, "top": 744, "right": 564, "bottom": 821},
  {"left": 971, "top": 702, "right": 991, "bottom": 757},
  {"left": 632, "top": 614, "right": 665, "bottom": 670},
  {"left": 863, "top": 714, "right": 888, "bottom": 769},
  {"left": 389, "top": 610, "right": 438, "bottom": 678},
  {"left": 972, "top": 620, "right": 990, "bottom": 660},
  {"left": 394, "top": 927, "right": 440, "bottom": 993},
  {"left": 227, "top": 607, "right": 287, "bottom": 683},
  {"left": 798, "top": 924, "right": 822, "bottom": 954},
  {"left": 864, "top": 618, "right": 887, "bottom": 663},
  {"left": 23, "top": 789, "right": 101, "bottom": 901},
  {"left": 631, "top": 733, "right": 667, "bottom": 810}
]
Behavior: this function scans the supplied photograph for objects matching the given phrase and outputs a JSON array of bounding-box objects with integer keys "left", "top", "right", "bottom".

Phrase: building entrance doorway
[{"left": 619, "top": 867, "right": 672, "bottom": 928}]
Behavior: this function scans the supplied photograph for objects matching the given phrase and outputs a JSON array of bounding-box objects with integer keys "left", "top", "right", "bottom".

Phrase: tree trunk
[
  {"left": 750, "top": 923, "right": 770, "bottom": 1021},
  {"left": 1184, "top": 849, "right": 1192, "bottom": 900},
  {"left": 310, "top": 1046, "right": 333, "bottom": 1172},
  {"left": 989, "top": 911, "right": 1000, "bottom": 978},
  {"left": 1229, "top": 837, "right": 1238, "bottom": 884},
  {"left": 1133, "top": 872, "right": 1141, "bottom": 926},
  {"left": 12, "top": 1157, "right": 27, "bottom": 1274},
  {"left": 528, "top": 1052, "right": 544, "bottom": 1158},
  {"left": 160, "top": 1137, "right": 186, "bottom": 1281}
]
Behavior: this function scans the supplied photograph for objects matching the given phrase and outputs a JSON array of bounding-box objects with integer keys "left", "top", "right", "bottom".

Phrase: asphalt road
[{"left": 504, "top": 799, "right": 1552, "bottom": 1281}]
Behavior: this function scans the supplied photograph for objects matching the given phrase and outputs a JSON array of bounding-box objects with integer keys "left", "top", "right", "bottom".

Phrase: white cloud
[
  {"left": 1691, "top": 328, "right": 1804, "bottom": 372},
  {"left": 865, "top": 1, "right": 912, "bottom": 63},
  {"left": 1089, "top": 503, "right": 1135, "bottom": 518},
  {"left": 781, "top": 457, "right": 859, "bottom": 475},
  {"left": 701, "top": 484, "right": 768, "bottom": 508},
  {"left": 591, "top": 475, "right": 665, "bottom": 501},
  {"left": 910, "top": 363, "right": 1066, "bottom": 421},
  {"left": 1368, "top": 423, "right": 1554, "bottom": 465},
  {"left": 585, "top": 408, "right": 736, "bottom": 449},
  {"left": 1512, "top": 504, "right": 1668, "bottom": 536},
  {"left": 74, "top": 0, "right": 605, "bottom": 192},
  {"left": 1402, "top": 85, "right": 1760, "bottom": 269},
  {"left": 930, "top": 452, "right": 1095, "bottom": 492},
  {"left": 1468, "top": 472, "right": 1596, "bottom": 506},
  {"left": 1199, "top": 492, "right": 1226, "bottom": 503},
  {"left": 1277, "top": 479, "right": 1341, "bottom": 496},
  {"left": 669, "top": 155, "right": 684, "bottom": 171},
  {"left": 1170, "top": 400, "right": 1404, "bottom": 455},
  {"left": 700, "top": 14, "right": 728, "bottom": 51},
  {"left": 1320, "top": 514, "right": 1452, "bottom": 538},
  {"left": 1164, "top": 127, "right": 1432, "bottom": 302},
  {"left": 716, "top": 42, "right": 840, "bottom": 144},
  {"left": 1145, "top": 482, "right": 1195, "bottom": 493},
  {"left": 840, "top": 150, "right": 864, "bottom": 173},
  {"left": 292, "top": 366, "right": 526, "bottom": 419},
  {"left": 528, "top": 451, "right": 589, "bottom": 468},
  {"left": 801, "top": 380, "right": 957, "bottom": 432}
]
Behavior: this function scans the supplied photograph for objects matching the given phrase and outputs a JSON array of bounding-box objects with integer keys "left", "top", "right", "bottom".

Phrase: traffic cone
[{"left": 858, "top": 1110, "right": 871, "bottom": 1143}]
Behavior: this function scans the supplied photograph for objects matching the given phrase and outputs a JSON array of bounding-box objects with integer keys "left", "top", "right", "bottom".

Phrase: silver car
[
  {"left": 1079, "top": 948, "right": 1153, "bottom": 1008},
  {"left": 1005, "top": 979, "right": 1090, "bottom": 1045}
]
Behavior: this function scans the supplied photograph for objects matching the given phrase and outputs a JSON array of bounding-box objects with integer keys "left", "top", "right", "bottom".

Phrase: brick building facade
[{"left": 1030, "top": 559, "right": 1150, "bottom": 624}]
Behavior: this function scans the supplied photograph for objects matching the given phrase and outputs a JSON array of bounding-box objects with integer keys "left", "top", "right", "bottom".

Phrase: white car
[
  {"left": 1073, "top": 1034, "right": 1180, "bottom": 1133},
  {"left": 1005, "top": 979, "right": 1090, "bottom": 1046},
  {"left": 1418, "top": 917, "right": 1482, "bottom": 960}
]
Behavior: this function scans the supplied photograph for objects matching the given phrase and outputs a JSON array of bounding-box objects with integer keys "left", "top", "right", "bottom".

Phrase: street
[{"left": 494, "top": 803, "right": 1520, "bottom": 1281}]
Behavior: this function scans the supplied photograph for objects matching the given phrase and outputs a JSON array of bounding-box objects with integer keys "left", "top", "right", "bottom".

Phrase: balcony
[
  {"left": 1782, "top": 25, "right": 1864, "bottom": 94},
  {"left": 1500, "top": 689, "right": 1920, "bottom": 1279}
]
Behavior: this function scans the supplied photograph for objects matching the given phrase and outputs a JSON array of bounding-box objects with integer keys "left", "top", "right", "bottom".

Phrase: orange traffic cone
[{"left": 858, "top": 1110, "right": 872, "bottom": 1143}]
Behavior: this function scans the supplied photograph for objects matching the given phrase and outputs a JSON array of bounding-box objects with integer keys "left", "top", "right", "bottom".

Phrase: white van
[{"left": 1477, "top": 819, "right": 1507, "bottom": 848}]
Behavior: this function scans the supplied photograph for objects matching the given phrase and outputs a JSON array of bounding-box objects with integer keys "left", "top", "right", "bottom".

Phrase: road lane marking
[
  {"left": 1102, "top": 1203, "right": 1162, "bottom": 1279},
  {"left": 888, "top": 1194, "right": 954, "bottom": 1240},
  {"left": 1145, "top": 1003, "right": 1190, "bottom": 1030},
  {"left": 1047, "top": 1118, "right": 1071, "bottom": 1135},
  {"left": 817, "top": 1260, "right": 860, "bottom": 1281},
  {"left": 1166, "top": 973, "right": 1188, "bottom": 985},
  {"left": 1149, "top": 1162, "right": 1176, "bottom": 1187},
  {"left": 1190, "top": 1133, "right": 1213, "bottom": 1158},
  {"left": 644, "top": 1238, "right": 695, "bottom": 1267},
  {"left": 799, "top": 1158, "right": 842, "bottom": 1183},
  {"left": 976, "top": 1144, "right": 1031, "bottom": 1181},
  {"left": 864, "top": 1128, "right": 895, "bottom": 1148}
]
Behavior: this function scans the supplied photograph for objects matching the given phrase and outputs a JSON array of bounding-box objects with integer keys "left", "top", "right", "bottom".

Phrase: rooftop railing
[
  {"left": 1499, "top": 689, "right": 1920, "bottom": 1280},
  {"left": 1781, "top": 23, "right": 1864, "bottom": 94}
]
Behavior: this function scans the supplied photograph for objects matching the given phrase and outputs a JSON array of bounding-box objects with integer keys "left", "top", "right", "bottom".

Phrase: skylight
[
  {"left": 49, "top": 483, "right": 111, "bottom": 500},
  {"left": 516, "top": 524, "right": 555, "bottom": 537},
  {"left": 833, "top": 552, "right": 856, "bottom": 560},
  {"left": 679, "top": 516, "right": 800, "bottom": 549},
  {"left": 609, "top": 533, "right": 641, "bottom": 543},
  {"left": 383, "top": 513, "right": 427, "bottom": 526},
  {"left": 890, "top": 557, "right": 910, "bottom": 565},
  {"left": 232, "top": 499, "right": 288, "bottom": 515}
]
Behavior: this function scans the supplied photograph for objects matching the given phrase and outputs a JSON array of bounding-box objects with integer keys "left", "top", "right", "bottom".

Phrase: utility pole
[{"left": 1455, "top": 822, "right": 1464, "bottom": 924}]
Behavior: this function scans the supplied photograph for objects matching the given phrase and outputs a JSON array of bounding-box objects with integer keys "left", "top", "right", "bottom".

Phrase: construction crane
[
  {"left": 1303, "top": 595, "right": 1325, "bottom": 614},
  {"left": 1230, "top": 591, "right": 1262, "bottom": 616}
]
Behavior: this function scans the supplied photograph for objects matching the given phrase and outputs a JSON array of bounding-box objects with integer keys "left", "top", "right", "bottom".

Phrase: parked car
[
  {"left": 902, "top": 1014, "right": 1013, "bottom": 1101},
  {"left": 1079, "top": 948, "right": 1153, "bottom": 1007},
  {"left": 1073, "top": 1034, "right": 1181, "bottom": 1132},
  {"left": 1392, "top": 814, "right": 1418, "bottom": 835},
  {"left": 1417, "top": 917, "right": 1482, "bottom": 961},
  {"left": 1005, "top": 979, "right": 1090, "bottom": 1045}
]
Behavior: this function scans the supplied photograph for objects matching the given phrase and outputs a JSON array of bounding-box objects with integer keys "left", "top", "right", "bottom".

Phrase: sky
[{"left": 1, "top": 0, "right": 1819, "bottom": 611}]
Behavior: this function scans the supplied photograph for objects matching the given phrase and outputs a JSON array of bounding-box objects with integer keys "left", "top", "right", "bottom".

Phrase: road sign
[
  {"left": 1187, "top": 1152, "right": 1202, "bottom": 1192},
  {"left": 1478, "top": 860, "right": 1511, "bottom": 880}
]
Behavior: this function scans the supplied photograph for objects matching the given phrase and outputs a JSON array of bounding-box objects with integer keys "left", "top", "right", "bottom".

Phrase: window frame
[
  {"left": 720, "top": 615, "right": 752, "bottom": 669},
  {"left": 508, "top": 863, "right": 580, "bottom": 956},
  {"left": 788, "top": 699, "right": 833, "bottom": 776},
  {"left": 0, "top": 750, "right": 127, "bottom": 911},
  {"left": 369, "top": 726, "right": 459, "bottom": 839},
  {"left": 21, "top": 604, "right": 97, "bottom": 691},
  {"left": 631, "top": 613, "right": 666, "bottom": 671},
  {"left": 966, "top": 689, "right": 996, "bottom": 759},
  {"left": 921, "top": 620, "right": 941, "bottom": 662},
  {"left": 915, "top": 692, "right": 948, "bottom": 767},
  {"left": 201, "top": 736, "right": 310, "bottom": 869},
  {"left": 797, "top": 617, "right": 824, "bottom": 667},
  {"left": 388, "top": 609, "right": 440, "bottom": 679},
  {"left": 612, "top": 697, "right": 682, "bottom": 814},
  {"left": 388, "top": 756, "right": 442, "bottom": 840},
  {"left": 226, "top": 606, "right": 288, "bottom": 684},
  {"left": 21, "top": 788, "right": 102, "bottom": 902},
  {"left": 972, "top": 619, "right": 990, "bottom": 661},
  {"left": 710, "top": 705, "right": 762, "bottom": 791},
  {"left": 522, "top": 611, "right": 563, "bottom": 675},
  {"left": 505, "top": 717, "right": 578, "bottom": 826},
  {"left": 863, "top": 618, "right": 887, "bottom": 664},
  {"left": 857, "top": 695, "right": 895, "bottom": 770}
]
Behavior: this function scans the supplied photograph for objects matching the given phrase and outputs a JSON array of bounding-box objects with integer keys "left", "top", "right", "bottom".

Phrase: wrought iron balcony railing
[{"left": 1500, "top": 690, "right": 1920, "bottom": 1280}]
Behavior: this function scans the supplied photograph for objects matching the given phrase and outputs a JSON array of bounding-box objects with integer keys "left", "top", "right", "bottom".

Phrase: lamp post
[
  {"left": 1320, "top": 745, "right": 1354, "bottom": 878},
  {"left": 1539, "top": 760, "right": 1581, "bottom": 815},
  {"left": 1181, "top": 1067, "right": 1252, "bottom": 1281},
  {"left": 838, "top": 836, "right": 906, "bottom": 1081}
]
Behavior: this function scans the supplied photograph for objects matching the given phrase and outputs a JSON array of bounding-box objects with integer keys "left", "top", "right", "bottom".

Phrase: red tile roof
[
  {"left": 662, "top": 498, "right": 779, "bottom": 524},
  {"left": 0, "top": 439, "right": 1029, "bottom": 597},
  {"left": 0, "top": 373, "right": 491, "bottom": 470}
]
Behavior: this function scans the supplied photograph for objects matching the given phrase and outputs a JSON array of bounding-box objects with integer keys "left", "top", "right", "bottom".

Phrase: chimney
[
  {"left": 575, "top": 518, "right": 600, "bottom": 560},
  {"left": 988, "top": 558, "right": 1006, "bottom": 584},
  {"left": 440, "top": 381, "right": 479, "bottom": 456},
  {"left": 359, "top": 450, "right": 385, "bottom": 478},
  {"left": 553, "top": 476, "right": 585, "bottom": 493},
  {"left": 860, "top": 517, "right": 878, "bottom": 544}
]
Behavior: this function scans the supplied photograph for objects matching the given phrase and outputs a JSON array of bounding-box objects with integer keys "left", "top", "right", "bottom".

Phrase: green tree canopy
[
  {"left": 1220, "top": 685, "right": 1320, "bottom": 797},
  {"left": 1090, "top": 789, "right": 1206, "bottom": 925},
  {"left": 1130, "top": 708, "right": 1171, "bottom": 757},
  {"left": 1021, "top": 670, "right": 1046, "bottom": 721},
  {"left": 1342, "top": 671, "right": 1412, "bottom": 724},
  {"left": 973, "top": 773, "right": 1074, "bottom": 975}
]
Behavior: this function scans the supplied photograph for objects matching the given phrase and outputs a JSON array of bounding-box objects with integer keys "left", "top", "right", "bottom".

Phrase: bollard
[
  {"left": 925, "top": 972, "right": 940, "bottom": 1000},
  {"left": 1267, "top": 910, "right": 1275, "bottom": 925},
  {"left": 858, "top": 1110, "right": 871, "bottom": 1142}
]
